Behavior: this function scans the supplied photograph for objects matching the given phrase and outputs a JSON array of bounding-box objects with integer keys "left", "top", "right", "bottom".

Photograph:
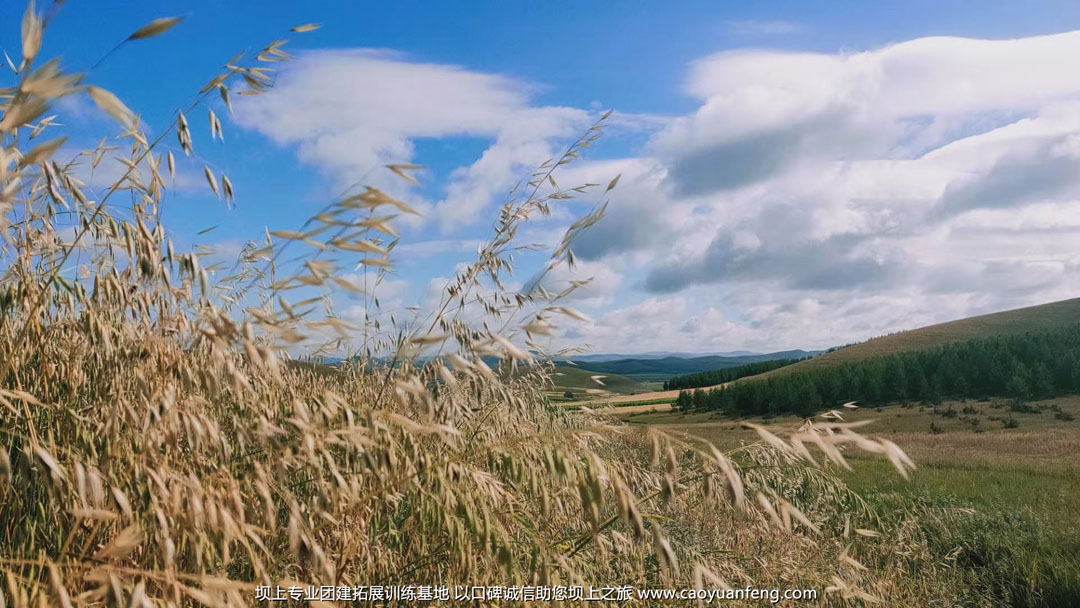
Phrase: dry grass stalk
[{"left": 0, "top": 5, "right": 941, "bottom": 606}]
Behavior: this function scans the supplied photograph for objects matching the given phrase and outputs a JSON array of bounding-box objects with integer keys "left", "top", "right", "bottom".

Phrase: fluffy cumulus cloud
[
  {"left": 563, "top": 31, "right": 1080, "bottom": 352},
  {"left": 660, "top": 31, "right": 1080, "bottom": 194},
  {"left": 238, "top": 32, "right": 1080, "bottom": 353},
  {"left": 235, "top": 49, "right": 590, "bottom": 231}
]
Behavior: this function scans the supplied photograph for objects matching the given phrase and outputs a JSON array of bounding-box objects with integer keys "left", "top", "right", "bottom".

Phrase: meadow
[
  {"left": 546, "top": 365, "right": 648, "bottom": 402},
  {"left": 748, "top": 298, "right": 1080, "bottom": 383},
  {"left": 2, "top": 4, "right": 1076, "bottom": 606},
  {"left": 621, "top": 397, "right": 1080, "bottom": 605}
]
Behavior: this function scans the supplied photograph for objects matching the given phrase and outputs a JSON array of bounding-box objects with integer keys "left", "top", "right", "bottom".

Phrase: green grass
[
  {"left": 549, "top": 364, "right": 648, "bottom": 396},
  {"left": 844, "top": 459, "right": 1080, "bottom": 606},
  {"left": 563, "top": 397, "right": 676, "bottom": 410},
  {"left": 626, "top": 396, "right": 1080, "bottom": 606},
  {"left": 620, "top": 373, "right": 679, "bottom": 383},
  {"left": 747, "top": 297, "right": 1080, "bottom": 383}
]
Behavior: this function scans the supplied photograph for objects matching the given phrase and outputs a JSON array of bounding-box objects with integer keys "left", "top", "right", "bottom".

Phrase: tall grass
[{"left": 0, "top": 5, "right": 983, "bottom": 606}]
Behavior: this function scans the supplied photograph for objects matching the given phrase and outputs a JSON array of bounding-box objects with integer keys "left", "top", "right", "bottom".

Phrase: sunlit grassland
[
  {"left": 622, "top": 397, "right": 1080, "bottom": 605},
  {"left": 5, "top": 6, "right": 934, "bottom": 604},
  {"left": 543, "top": 365, "right": 650, "bottom": 403},
  {"left": 744, "top": 298, "right": 1080, "bottom": 384}
]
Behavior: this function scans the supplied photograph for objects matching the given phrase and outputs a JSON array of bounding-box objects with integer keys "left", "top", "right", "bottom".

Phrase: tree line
[
  {"left": 675, "top": 325, "right": 1080, "bottom": 417},
  {"left": 663, "top": 357, "right": 806, "bottom": 390}
]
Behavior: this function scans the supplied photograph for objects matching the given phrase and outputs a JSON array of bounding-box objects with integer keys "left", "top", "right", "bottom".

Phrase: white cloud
[
  {"left": 658, "top": 31, "right": 1080, "bottom": 195},
  {"left": 235, "top": 33, "right": 1080, "bottom": 354},
  {"left": 555, "top": 31, "right": 1080, "bottom": 352},
  {"left": 394, "top": 238, "right": 485, "bottom": 260},
  {"left": 534, "top": 258, "right": 623, "bottom": 309},
  {"left": 234, "top": 49, "right": 592, "bottom": 232}
]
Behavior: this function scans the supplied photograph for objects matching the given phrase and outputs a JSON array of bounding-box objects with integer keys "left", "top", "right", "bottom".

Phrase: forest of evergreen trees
[
  {"left": 674, "top": 325, "right": 1080, "bottom": 417},
  {"left": 663, "top": 357, "right": 806, "bottom": 390}
]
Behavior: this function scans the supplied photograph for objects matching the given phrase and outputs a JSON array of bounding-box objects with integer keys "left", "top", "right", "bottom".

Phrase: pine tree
[
  {"left": 887, "top": 357, "right": 908, "bottom": 402},
  {"left": 674, "top": 391, "right": 692, "bottom": 410},
  {"left": 1006, "top": 362, "right": 1031, "bottom": 402},
  {"left": 677, "top": 325, "right": 1080, "bottom": 417},
  {"left": 692, "top": 389, "right": 706, "bottom": 410},
  {"left": 1033, "top": 362, "right": 1054, "bottom": 399}
]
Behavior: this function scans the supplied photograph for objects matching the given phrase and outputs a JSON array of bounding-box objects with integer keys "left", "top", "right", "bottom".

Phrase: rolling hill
[
  {"left": 550, "top": 365, "right": 648, "bottom": 396},
  {"left": 565, "top": 350, "right": 760, "bottom": 363},
  {"left": 566, "top": 349, "right": 821, "bottom": 379},
  {"left": 741, "top": 297, "right": 1080, "bottom": 384},
  {"left": 581, "top": 297, "right": 1080, "bottom": 407}
]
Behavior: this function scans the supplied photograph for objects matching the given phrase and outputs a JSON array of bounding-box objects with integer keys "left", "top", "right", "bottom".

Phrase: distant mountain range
[
  {"left": 560, "top": 349, "right": 823, "bottom": 379},
  {"left": 563, "top": 350, "right": 762, "bottom": 363},
  {"left": 304, "top": 349, "right": 822, "bottom": 380},
  {"left": 308, "top": 349, "right": 791, "bottom": 365}
]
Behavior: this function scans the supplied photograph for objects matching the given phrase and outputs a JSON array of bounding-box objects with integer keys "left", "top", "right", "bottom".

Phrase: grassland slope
[
  {"left": 743, "top": 297, "right": 1080, "bottom": 383},
  {"left": 567, "top": 349, "right": 819, "bottom": 378},
  {"left": 550, "top": 364, "right": 648, "bottom": 395}
]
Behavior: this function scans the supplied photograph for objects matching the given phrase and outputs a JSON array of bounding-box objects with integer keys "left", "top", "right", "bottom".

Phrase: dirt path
[
  {"left": 585, "top": 402, "right": 673, "bottom": 415},
  {"left": 577, "top": 381, "right": 731, "bottom": 405}
]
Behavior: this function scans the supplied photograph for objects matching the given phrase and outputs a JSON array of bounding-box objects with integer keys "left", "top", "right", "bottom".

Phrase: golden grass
[
  {"left": 629, "top": 398, "right": 1080, "bottom": 604},
  {"left": 627, "top": 397, "right": 1080, "bottom": 459},
  {"left": 0, "top": 5, "right": 1020, "bottom": 606}
]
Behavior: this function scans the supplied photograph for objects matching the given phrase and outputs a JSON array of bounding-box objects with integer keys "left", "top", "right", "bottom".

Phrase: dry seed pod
[{"left": 129, "top": 17, "right": 182, "bottom": 40}]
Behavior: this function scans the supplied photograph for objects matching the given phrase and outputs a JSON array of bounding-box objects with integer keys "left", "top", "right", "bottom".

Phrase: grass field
[
  {"left": 564, "top": 297, "right": 1080, "bottom": 410},
  {"left": 745, "top": 297, "right": 1080, "bottom": 383},
  {"left": 12, "top": 6, "right": 1080, "bottom": 605},
  {"left": 547, "top": 364, "right": 649, "bottom": 400},
  {"left": 619, "top": 396, "right": 1080, "bottom": 605}
]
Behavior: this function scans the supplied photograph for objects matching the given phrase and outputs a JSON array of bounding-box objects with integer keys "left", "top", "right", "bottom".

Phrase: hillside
[
  {"left": 664, "top": 357, "right": 806, "bottom": 390},
  {"left": 743, "top": 297, "right": 1080, "bottom": 384},
  {"left": 568, "top": 349, "right": 820, "bottom": 379},
  {"left": 582, "top": 297, "right": 1080, "bottom": 408},
  {"left": 550, "top": 364, "right": 648, "bottom": 396},
  {"left": 566, "top": 350, "right": 759, "bottom": 362}
]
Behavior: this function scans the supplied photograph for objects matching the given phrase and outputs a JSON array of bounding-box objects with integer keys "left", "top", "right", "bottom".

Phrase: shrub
[{"left": 1010, "top": 401, "right": 1041, "bottom": 414}]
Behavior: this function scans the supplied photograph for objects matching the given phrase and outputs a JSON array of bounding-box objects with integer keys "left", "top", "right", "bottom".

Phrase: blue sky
[{"left": 8, "top": 1, "right": 1080, "bottom": 354}]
